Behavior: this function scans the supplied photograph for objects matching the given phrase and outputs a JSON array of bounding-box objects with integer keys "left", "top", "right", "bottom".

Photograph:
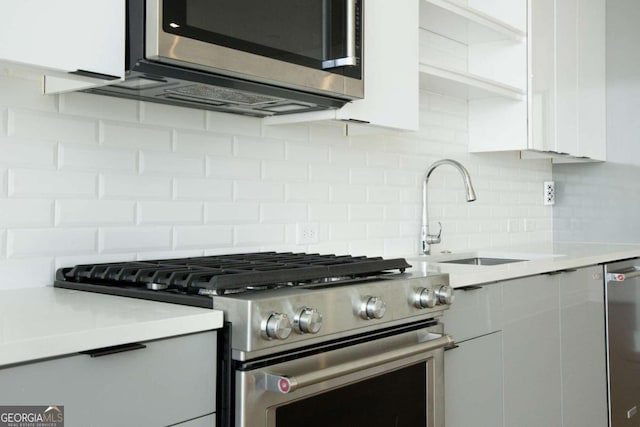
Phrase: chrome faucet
[{"left": 421, "top": 159, "right": 477, "bottom": 255}]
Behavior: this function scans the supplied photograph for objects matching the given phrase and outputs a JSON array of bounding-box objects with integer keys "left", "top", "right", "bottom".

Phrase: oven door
[
  {"left": 235, "top": 323, "right": 451, "bottom": 427},
  {"left": 146, "top": 0, "right": 363, "bottom": 100}
]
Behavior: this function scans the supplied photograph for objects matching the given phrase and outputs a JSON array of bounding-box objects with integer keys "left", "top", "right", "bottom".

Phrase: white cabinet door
[
  {"left": 0, "top": 331, "right": 217, "bottom": 427},
  {"left": 530, "top": 0, "right": 606, "bottom": 161},
  {"left": 266, "top": 0, "right": 418, "bottom": 133},
  {"left": 502, "top": 273, "right": 563, "bottom": 427},
  {"left": 0, "top": 0, "right": 124, "bottom": 92},
  {"left": 336, "top": 0, "right": 419, "bottom": 132},
  {"left": 445, "top": 331, "right": 504, "bottom": 427},
  {"left": 443, "top": 284, "right": 504, "bottom": 427},
  {"left": 560, "top": 266, "right": 608, "bottom": 427}
]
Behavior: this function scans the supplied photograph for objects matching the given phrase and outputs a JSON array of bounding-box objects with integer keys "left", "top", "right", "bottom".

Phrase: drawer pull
[{"left": 81, "top": 342, "right": 147, "bottom": 358}]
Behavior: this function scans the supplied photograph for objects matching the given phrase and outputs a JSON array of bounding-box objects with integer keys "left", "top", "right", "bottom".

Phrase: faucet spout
[{"left": 421, "top": 159, "right": 477, "bottom": 255}]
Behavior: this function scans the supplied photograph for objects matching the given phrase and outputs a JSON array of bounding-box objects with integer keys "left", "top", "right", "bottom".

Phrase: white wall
[
  {"left": 0, "top": 54, "right": 552, "bottom": 290},
  {"left": 553, "top": 0, "right": 640, "bottom": 242}
]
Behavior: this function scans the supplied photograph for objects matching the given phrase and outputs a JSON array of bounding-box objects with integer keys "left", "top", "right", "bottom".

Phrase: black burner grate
[{"left": 54, "top": 252, "right": 411, "bottom": 296}]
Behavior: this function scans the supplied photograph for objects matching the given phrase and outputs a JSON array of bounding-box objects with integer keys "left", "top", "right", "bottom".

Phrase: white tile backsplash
[{"left": 0, "top": 68, "right": 552, "bottom": 288}]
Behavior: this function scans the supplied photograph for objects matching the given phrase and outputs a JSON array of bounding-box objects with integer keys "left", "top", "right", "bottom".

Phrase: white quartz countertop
[
  {"left": 404, "top": 242, "right": 640, "bottom": 288},
  {"left": 0, "top": 287, "right": 223, "bottom": 367}
]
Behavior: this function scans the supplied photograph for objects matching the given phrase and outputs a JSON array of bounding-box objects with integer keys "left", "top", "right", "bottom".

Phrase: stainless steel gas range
[{"left": 54, "top": 252, "right": 453, "bottom": 427}]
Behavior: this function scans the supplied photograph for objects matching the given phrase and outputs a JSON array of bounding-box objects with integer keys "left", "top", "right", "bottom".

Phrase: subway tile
[
  {"left": 56, "top": 200, "right": 135, "bottom": 226},
  {"left": 9, "top": 169, "right": 97, "bottom": 198},
  {"left": 349, "top": 204, "right": 385, "bottom": 221},
  {"left": 262, "top": 122, "right": 310, "bottom": 141},
  {"left": 0, "top": 77, "right": 58, "bottom": 112},
  {"left": 102, "top": 122, "right": 172, "bottom": 151},
  {"left": 60, "top": 144, "right": 137, "bottom": 172},
  {"left": 0, "top": 168, "right": 6, "bottom": 197},
  {"left": 260, "top": 203, "right": 307, "bottom": 223},
  {"left": 330, "top": 185, "right": 367, "bottom": 203},
  {"left": 367, "top": 222, "right": 400, "bottom": 239},
  {"left": 329, "top": 147, "right": 367, "bottom": 167},
  {"left": 385, "top": 204, "right": 417, "bottom": 221},
  {"left": 308, "top": 203, "right": 349, "bottom": 222},
  {"left": 385, "top": 170, "right": 417, "bottom": 187},
  {"left": 0, "top": 199, "right": 53, "bottom": 227},
  {"left": 60, "top": 91, "right": 139, "bottom": 122},
  {"left": 174, "top": 226, "right": 234, "bottom": 249},
  {"left": 140, "top": 150, "right": 205, "bottom": 177},
  {"left": 174, "top": 178, "right": 233, "bottom": 201},
  {"left": 367, "top": 186, "right": 401, "bottom": 203},
  {"left": 309, "top": 121, "right": 347, "bottom": 143},
  {"left": 286, "top": 141, "right": 330, "bottom": 163},
  {"left": 174, "top": 130, "right": 233, "bottom": 156},
  {"left": 329, "top": 222, "right": 367, "bottom": 241},
  {"left": 235, "top": 181, "right": 284, "bottom": 202},
  {"left": 100, "top": 174, "right": 171, "bottom": 199},
  {"left": 206, "top": 111, "right": 262, "bottom": 136},
  {"left": 309, "top": 164, "right": 350, "bottom": 183},
  {"left": 0, "top": 139, "right": 57, "bottom": 169},
  {"left": 262, "top": 160, "right": 308, "bottom": 182},
  {"left": 207, "top": 156, "right": 261, "bottom": 179},
  {"left": 8, "top": 109, "right": 98, "bottom": 144},
  {"left": 100, "top": 227, "right": 172, "bottom": 253},
  {"left": 140, "top": 101, "right": 206, "bottom": 130},
  {"left": 235, "top": 136, "right": 285, "bottom": 160},
  {"left": 367, "top": 152, "right": 400, "bottom": 169},
  {"left": 349, "top": 168, "right": 385, "bottom": 185},
  {"left": 8, "top": 228, "right": 97, "bottom": 257},
  {"left": 0, "top": 108, "right": 6, "bottom": 136},
  {"left": 138, "top": 201, "right": 203, "bottom": 225},
  {"left": 234, "top": 224, "right": 285, "bottom": 246},
  {"left": 206, "top": 202, "right": 260, "bottom": 224},
  {"left": 0, "top": 258, "right": 55, "bottom": 289},
  {"left": 286, "top": 182, "right": 330, "bottom": 202}
]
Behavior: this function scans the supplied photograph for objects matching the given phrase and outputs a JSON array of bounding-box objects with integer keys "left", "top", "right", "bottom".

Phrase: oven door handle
[{"left": 259, "top": 333, "right": 453, "bottom": 394}]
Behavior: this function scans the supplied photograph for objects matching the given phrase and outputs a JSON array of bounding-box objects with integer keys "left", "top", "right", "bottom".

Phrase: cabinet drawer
[
  {"left": 442, "top": 283, "right": 502, "bottom": 342},
  {"left": 0, "top": 331, "right": 217, "bottom": 427}
]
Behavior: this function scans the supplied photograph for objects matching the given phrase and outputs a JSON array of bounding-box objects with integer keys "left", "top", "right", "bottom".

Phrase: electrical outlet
[
  {"left": 544, "top": 181, "right": 555, "bottom": 205},
  {"left": 296, "top": 222, "right": 319, "bottom": 245}
]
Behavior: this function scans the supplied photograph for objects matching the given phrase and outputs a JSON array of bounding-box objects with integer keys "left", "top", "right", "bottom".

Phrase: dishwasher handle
[
  {"left": 607, "top": 268, "right": 640, "bottom": 282},
  {"left": 260, "top": 333, "right": 453, "bottom": 394}
]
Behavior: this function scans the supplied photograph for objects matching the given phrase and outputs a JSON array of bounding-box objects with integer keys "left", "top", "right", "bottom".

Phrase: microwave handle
[
  {"left": 259, "top": 333, "right": 453, "bottom": 394},
  {"left": 322, "top": 0, "right": 358, "bottom": 69}
]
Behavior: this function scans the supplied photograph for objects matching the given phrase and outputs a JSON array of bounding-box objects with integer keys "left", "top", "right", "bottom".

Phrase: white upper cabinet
[
  {"left": 0, "top": 0, "right": 124, "bottom": 93},
  {"left": 529, "top": 0, "right": 606, "bottom": 161},
  {"left": 420, "top": 0, "right": 606, "bottom": 162},
  {"left": 266, "top": 0, "right": 419, "bottom": 133}
]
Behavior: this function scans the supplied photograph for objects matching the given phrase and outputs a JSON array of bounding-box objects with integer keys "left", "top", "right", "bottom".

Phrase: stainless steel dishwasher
[{"left": 605, "top": 258, "right": 640, "bottom": 427}]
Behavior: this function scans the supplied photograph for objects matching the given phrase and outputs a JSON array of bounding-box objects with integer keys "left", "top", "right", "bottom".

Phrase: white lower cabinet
[
  {"left": 502, "top": 273, "right": 563, "bottom": 427},
  {"left": 0, "top": 331, "right": 217, "bottom": 427},
  {"left": 559, "top": 266, "right": 608, "bottom": 427},
  {"left": 443, "top": 284, "right": 504, "bottom": 427},
  {"left": 444, "top": 266, "right": 608, "bottom": 427},
  {"left": 445, "top": 331, "right": 504, "bottom": 427}
]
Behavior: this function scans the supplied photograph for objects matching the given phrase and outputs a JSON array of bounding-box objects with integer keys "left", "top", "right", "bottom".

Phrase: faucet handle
[{"left": 426, "top": 221, "right": 442, "bottom": 244}]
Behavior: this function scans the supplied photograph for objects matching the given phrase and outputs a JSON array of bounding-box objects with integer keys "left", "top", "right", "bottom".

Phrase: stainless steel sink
[{"left": 439, "top": 257, "right": 527, "bottom": 266}]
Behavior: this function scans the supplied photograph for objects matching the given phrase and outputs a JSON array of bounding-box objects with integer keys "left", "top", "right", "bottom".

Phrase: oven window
[
  {"left": 276, "top": 363, "right": 427, "bottom": 427},
  {"left": 163, "top": 0, "right": 360, "bottom": 77}
]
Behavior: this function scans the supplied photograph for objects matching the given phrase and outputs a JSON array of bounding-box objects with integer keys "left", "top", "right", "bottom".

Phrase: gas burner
[{"left": 54, "top": 252, "right": 412, "bottom": 306}]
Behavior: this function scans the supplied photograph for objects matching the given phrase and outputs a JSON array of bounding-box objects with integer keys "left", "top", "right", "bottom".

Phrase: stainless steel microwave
[{"left": 86, "top": 0, "right": 364, "bottom": 117}]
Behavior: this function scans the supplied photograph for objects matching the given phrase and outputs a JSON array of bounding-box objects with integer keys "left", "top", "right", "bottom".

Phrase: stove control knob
[
  {"left": 436, "top": 285, "right": 455, "bottom": 305},
  {"left": 414, "top": 287, "right": 437, "bottom": 309},
  {"left": 295, "top": 307, "right": 323, "bottom": 334},
  {"left": 361, "top": 296, "right": 387, "bottom": 320},
  {"left": 263, "top": 313, "right": 293, "bottom": 340}
]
